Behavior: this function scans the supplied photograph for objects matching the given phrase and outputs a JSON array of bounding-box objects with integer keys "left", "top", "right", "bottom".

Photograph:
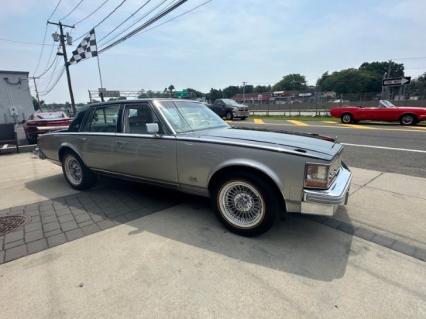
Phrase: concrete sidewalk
[
  {"left": 0, "top": 203, "right": 425, "bottom": 319},
  {"left": 336, "top": 168, "right": 426, "bottom": 251}
]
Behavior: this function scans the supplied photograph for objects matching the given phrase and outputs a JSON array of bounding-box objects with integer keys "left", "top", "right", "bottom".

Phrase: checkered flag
[{"left": 69, "top": 29, "right": 98, "bottom": 65}]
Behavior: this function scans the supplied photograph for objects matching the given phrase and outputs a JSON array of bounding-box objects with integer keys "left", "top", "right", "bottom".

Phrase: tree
[
  {"left": 222, "top": 86, "right": 240, "bottom": 98},
  {"left": 273, "top": 74, "right": 307, "bottom": 91},
  {"left": 254, "top": 85, "right": 271, "bottom": 93},
  {"left": 206, "top": 88, "right": 223, "bottom": 102},
  {"left": 317, "top": 69, "right": 376, "bottom": 94},
  {"left": 359, "top": 61, "right": 404, "bottom": 79},
  {"left": 168, "top": 85, "right": 175, "bottom": 93},
  {"left": 410, "top": 73, "right": 426, "bottom": 97}
]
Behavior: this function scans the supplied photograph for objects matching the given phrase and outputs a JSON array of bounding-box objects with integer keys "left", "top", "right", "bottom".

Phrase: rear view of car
[{"left": 24, "top": 111, "right": 71, "bottom": 144}]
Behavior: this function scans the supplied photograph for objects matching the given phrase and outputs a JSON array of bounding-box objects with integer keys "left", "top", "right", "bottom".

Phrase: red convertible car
[
  {"left": 330, "top": 100, "right": 426, "bottom": 125},
  {"left": 23, "top": 111, "right": 71, "bottom": 144}
]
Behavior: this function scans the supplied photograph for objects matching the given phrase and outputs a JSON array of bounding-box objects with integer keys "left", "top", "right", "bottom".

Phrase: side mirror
[{"left": 146, "top": 123, "right": 159, "bottom": 135}]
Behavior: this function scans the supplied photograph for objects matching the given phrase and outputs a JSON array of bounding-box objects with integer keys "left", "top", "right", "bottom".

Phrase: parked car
[
  {"left": 37, "top": 99, "right": 352, "bottom": 236},
  {"left": 23, "top": 111, "right": 71, "bottom": 144},
  {"left": 210, "top": 99, "right": 249, "bottom": 120},
  {"left": 330, "top": 100, "right": 426, "bottom": 125}
]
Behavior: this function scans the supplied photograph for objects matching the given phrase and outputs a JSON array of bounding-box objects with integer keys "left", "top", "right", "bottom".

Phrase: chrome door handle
[{"left": 79, "top": 137, "right": 87, "bottom": 141}]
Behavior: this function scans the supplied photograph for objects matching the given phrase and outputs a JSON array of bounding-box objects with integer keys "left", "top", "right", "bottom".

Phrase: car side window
[
  {"left": 123, "top": 104, "right": 163, "bottom": 134},
  {"left": 89, "top": 105, "right": 120, "bottom": 133}
]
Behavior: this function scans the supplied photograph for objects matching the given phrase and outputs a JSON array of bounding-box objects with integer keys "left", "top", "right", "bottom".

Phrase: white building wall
[{"left": 0, "top": 70, "right": 34, "bottom": 124}]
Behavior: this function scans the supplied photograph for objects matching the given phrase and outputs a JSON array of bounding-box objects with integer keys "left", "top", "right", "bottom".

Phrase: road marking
[
  {"left": 410, "top": 126, "right": 426, "bottom": 131},
  {"left": 287, "top": 120, "right": 309, "bottom": 126},
  {"left": 235, "top": 121, "right": 426, "bottom": 133},
  {"left": 338, "top": 124, "right": 375, "bottom": 130},
  {"left": 253, "top": 118, "right": 265, "bottom": 124},
  {"left": 342, "top": 143, "right": 426, "bottom": 153},
  {"left": 321, "top": 121, "right": 337, "bottom": 124}
]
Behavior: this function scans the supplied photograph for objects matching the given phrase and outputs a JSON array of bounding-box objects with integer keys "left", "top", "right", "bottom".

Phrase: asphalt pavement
[{"left": 230, "top": 119, "right": 426, "bottom": 178}]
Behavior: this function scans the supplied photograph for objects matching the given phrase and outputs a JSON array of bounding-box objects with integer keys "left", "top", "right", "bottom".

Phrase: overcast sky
[{"left": 1, "top": 0, "right": 426, "bottom": 103}]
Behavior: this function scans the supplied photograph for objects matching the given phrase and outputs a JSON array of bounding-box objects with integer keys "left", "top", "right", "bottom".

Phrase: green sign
[{"left": 175, "top": 90, "right": 188, "bottom": 98}]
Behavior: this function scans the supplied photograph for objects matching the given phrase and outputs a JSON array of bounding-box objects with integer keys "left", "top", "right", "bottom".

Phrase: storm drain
[{"left": 0, "top": 216, "right": 31, "bottom": 236}]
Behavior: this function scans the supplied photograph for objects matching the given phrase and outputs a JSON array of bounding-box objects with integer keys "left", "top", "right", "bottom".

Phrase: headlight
[
  {"left": 304, "top": 163, "right": 330, "bottom": 189},
  {"left": 232, "top": 107, "right": 239, "bottom": 111}
]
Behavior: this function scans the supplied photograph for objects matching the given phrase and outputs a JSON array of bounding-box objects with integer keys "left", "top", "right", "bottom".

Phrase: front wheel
[
  {"left": 400, "top": 114, "right": 416, "bottom": 126},
  {"left": 225, "top": 112, "right": 233, "bottom": 120},
  {"left": 62, "top": 152, "right": 97, "bottom": 190},
  {"left": 341, "top": 113, "right": 353, "bottom": 124},
  {"left": 211, "top": 172, "right": 279, "bottom": 236}
]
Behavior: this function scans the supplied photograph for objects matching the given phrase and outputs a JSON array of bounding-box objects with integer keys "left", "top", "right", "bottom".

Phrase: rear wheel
[
  {"left": 341, "top": 113, "right": 353, "bottom": 124},
  {"left": 400, "top": 114, "right": 416, "bottom": 126},
  {"left": 61, "top": 152, "right": 96, "bottom": 190},
  {"left": 211, "top": 171, "right": 279, "bottom": 236}
]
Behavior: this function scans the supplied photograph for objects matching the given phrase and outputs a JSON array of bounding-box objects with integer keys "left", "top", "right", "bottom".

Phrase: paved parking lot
[{"left": 0, "top": 153, "right": 425, "bottom": 318}]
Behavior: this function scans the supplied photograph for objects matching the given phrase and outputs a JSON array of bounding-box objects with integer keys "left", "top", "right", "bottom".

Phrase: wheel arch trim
[{"left": 207, "top": 159, "right": 287, "bottom": 210}]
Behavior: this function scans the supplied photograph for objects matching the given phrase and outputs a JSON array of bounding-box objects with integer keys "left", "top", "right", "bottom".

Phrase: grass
[{"left": 252, "top": 115, "right": 336, "bottom": 122}]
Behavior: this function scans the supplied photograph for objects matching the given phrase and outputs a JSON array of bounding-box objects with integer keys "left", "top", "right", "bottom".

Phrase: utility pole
[
  {"left": 48, "top": 21, "right": 76, "bottom": 114},
  {"left": 242, "top": 81, "right": 247, "bottom": 103},
  {"left": 30, "top": 76, "right": 41, "bottom": 108}
]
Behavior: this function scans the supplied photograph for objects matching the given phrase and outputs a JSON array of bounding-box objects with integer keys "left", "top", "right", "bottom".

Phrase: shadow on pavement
[{"left": 23, "top": 176, "right": 354, "bottom": 282}]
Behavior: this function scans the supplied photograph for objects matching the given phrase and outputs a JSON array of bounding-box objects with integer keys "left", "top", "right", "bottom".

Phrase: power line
[
  {"left": 99, "top": 0, "right": 171, "bottom": 47},
  {"left": 39, "top": 66, "right": 66, "bottom": 96},
  {"left": 60, "top": 0, "right": 86, "bottom": 21},
  {"left": 141, "top": 0, "right": 213, "bottom": 35},
  {"left": 38, "top": 58, "right": 62, "bottom": 91},
  {"left": 0, "top": 37, "right": 56, "bottom": 46},
  {"left": 74, "top": 0, "right": 111, "bottom": 25},
  {"left": 35, "top": 55, "right": 60, "bottom": 79},
  {"left": 98, "top": 0, "right": 152, "bottom": 43},
  {"left": 33, "top": 0, "right": 63, "bottom": 75},
  {"left": 99, "top": 0, "right": 188, "bottom": 53},
  {"left": 74, "top": 0, "right": 128, "bottom": 41},
  {"left": 48, "top": 0, "right": 63, "bottom": 20}
]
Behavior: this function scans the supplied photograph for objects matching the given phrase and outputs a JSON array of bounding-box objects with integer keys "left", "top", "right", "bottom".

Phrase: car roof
[{"left": 88, "top": 98, "right": 200, "bottom": 108}]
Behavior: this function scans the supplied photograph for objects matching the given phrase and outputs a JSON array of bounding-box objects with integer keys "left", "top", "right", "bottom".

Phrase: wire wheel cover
[
  {"left": 64, "top": 156, "right": 82, "bottom": 185},
  {"left": 218, "top": 181, "right": 265, "bottom": 229}
]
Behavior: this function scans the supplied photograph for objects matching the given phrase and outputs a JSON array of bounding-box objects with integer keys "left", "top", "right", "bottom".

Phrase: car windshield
[
  {"left": 157, "top": 100, "right": 229, "bottom": 133},
  {"left": 32, "top": 112, "right": 67, "bottom": 120},
  {"left": 379, "top": 100, "right": 395, "bottom": 108},
  {"left": 222, "top": 99, "right": 241, "bottom": 106}
]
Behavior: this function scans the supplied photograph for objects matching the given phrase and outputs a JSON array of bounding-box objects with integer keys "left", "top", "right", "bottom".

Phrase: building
[{"left": 0, "top": 70, "right": 34, "bottom": 124}]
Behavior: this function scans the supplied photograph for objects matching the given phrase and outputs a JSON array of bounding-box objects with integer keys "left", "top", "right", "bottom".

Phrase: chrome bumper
[
  {"left": 232, "top": 110, "right": 249, "bottom": 118},
  {"left": 301, "top": 167, "right": 352, "bottom": 216}
]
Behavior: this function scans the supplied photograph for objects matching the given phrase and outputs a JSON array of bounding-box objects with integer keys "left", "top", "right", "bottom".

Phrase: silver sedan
[{"left": 37, "top": 99, "right": 351, "bottom": 236}]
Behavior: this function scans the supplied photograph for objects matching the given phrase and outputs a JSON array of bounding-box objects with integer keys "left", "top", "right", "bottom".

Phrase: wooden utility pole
[
  {"left": 30, "top": 76, "right": 41, "bottom": 108},
  {"left": 48, "top": 21, "right": 76, "bottom": 114}
]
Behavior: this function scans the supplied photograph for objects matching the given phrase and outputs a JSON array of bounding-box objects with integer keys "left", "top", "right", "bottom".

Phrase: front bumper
[
  {"left": 301, "top": 166, "right": 352, "bottom": 216},
  {"left": 232, "top": 110, "right": 249, "bottom": 118}
]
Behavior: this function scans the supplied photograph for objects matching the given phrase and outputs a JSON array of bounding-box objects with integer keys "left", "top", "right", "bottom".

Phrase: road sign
[
  {"left": 175, "top": 90, "right": 188, "bottom": 98},
  {"left": 382, "top": 77, "right": 411, "bottom": 87},
  {"left": 102, "top": 91, "right": 120, "bottom": 97}
]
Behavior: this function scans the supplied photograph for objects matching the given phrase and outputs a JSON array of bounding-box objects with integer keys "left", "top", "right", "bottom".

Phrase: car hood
[{"left": 185, "top": 127, "right": 342, "bottom": 160}]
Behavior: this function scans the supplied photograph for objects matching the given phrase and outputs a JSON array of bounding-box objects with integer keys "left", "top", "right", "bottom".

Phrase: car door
[
  {"left": 213, "top": 100, "right": 226, "bottom": 117},
  {"left": 113, "top": 102, "right": 178, "bottom": 184},
  {"left": 80, "top": 104, "right": 121, "bottom": 171}
]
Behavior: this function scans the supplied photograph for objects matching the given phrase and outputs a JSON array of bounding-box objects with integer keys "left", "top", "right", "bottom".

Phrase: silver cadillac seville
[{"left": 37, "top": 99, "right": 352, "bottom": 236}]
